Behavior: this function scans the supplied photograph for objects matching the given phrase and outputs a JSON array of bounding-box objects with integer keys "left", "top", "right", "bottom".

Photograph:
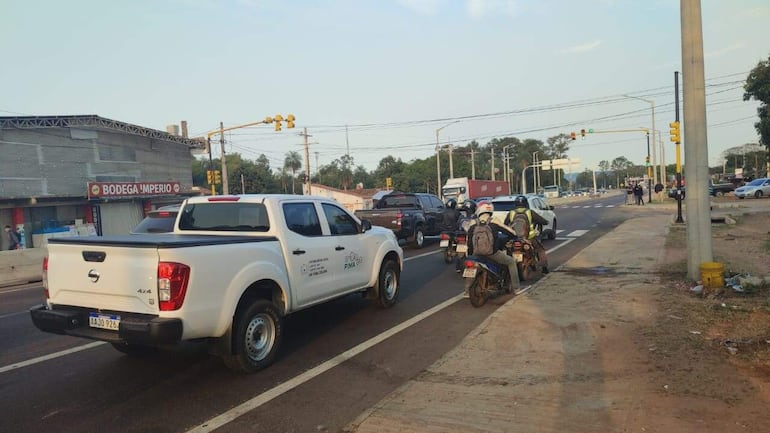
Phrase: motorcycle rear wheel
[
  {"left": 467, "top": 273, "right": 487, "bottom": 307},
  {"left": 518, "top": 261, "right": 530, "bottom": 281},
  {"left": 443, "top": 248, "right": 454, "bottom": 264}
]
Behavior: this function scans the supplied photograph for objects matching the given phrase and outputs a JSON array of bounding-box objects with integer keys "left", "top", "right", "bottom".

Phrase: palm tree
[{"left": 283, "top": 151, "right": 302, "bottom": 194}]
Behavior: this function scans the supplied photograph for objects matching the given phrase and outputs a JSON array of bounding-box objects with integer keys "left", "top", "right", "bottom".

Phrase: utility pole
[
  {"left": 681, "top": 0, "right": 713, "bottom": 280},
  {"left": 301, "top": 127, "right": 312, "bottom": 195},
  {"left": 491, "top": 148, "right": 495, "bottom": 181},
  {"left": 219, "top": 122, "right": 228, "bottom": 195},
  {"left": 314, "top": 151, "right": 319, "bottom": 177},
  {"left": 449, "top": 142, "right": 454, "bottom": 179},
  {"left": 471, "top": 147, "right": 475, "bottom": 180}
]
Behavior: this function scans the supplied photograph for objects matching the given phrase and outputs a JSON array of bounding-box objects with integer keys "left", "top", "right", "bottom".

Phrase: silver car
[{"left": 734, "top": 178, "right": 770, "bottom": 199}]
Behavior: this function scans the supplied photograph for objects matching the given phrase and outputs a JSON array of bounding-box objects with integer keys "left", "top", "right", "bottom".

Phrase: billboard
[{"left": 87, "top": 181, "right": 181, "bottom": 199}]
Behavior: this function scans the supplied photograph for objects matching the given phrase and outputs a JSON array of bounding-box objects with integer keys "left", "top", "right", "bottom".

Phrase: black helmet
[
  {"left": 446, "top": 198, "right": 457, "bottom": 209},
  {"left": 513, "top": 195, "right": 529, "bottom": 209},
  {"left": 461, "top": 199, "right": 476, "bottom": 215}
]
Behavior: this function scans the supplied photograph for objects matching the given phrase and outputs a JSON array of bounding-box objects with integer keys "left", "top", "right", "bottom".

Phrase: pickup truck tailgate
[{"left": 47, "top": 242, "right": 160, "bottom": 315}]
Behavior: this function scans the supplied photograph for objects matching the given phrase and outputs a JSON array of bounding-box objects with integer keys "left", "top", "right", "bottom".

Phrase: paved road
[{"left": 0, "top": 193, "right": 630, "bottom": 433}]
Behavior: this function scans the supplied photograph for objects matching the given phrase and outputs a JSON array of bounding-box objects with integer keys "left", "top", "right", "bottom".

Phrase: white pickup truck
[{"left": 31, "top": 194, "right": 403, "bottom": 373}]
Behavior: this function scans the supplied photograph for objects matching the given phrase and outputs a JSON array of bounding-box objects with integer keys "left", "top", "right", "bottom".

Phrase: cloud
[
  {"left": 562, "top": 40, "right": 602, "bottom": 54},
  {"left": 705, "top": 43, "right": 745, "bottom": 58},
  {"left": 396, "top": 0, "right": 443, "bottom": 15},
  {"left": 466, "top": 0, "right": 519, "bottom": 20}
]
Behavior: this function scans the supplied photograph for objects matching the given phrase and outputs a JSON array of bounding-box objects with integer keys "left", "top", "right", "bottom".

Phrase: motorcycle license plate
[
  {"left": 513, "top": 253, "right": 523, "bottom": 262},
  {"left": 440, "top": 240, "right": 449, "bottom": 247},
  {"left": 456, "top": 244, "right": 467, "bottom": 253},
  {"left": 462, "top": 267, "right": 477, "bottom": 278}
]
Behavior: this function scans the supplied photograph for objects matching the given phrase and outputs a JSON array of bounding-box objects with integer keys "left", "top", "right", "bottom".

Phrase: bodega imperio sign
[{"left": 88, "top": 181, "right": 181, "bottom": 199}]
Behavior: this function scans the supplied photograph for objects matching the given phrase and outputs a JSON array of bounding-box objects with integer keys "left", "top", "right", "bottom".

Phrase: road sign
[{"left": 550, "top": 158, "right": 580, "bottom": 169}]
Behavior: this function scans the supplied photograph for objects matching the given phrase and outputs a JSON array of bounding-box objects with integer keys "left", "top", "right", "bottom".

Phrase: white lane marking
[
  {"left": 545, "top": 237, "right": 575, "bottom": 254},
  {"left": 0, "top": 311, "right": 28, "bottom": 320},
  {"left": 566, "top": 230, "right": 589, "bottom": 237},
  {"left": 0, "top": 342, "right": 106, "bottom": 374},
  {"left": 404, "top": 250, "right": 440, "bottom": 262},
  {"left": 0, "top": 285, "right": 40, "bottom": 295},
  {"left": 186, "top": 293, "right": 466, "bottom": 433},
  {"left": 582, "top": 205, "right": 591, "bottom": 208}
]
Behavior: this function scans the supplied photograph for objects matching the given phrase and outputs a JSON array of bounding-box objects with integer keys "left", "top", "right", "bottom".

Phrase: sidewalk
[{"left": 345, "top": 207, "right": 770, "bottom": 433}]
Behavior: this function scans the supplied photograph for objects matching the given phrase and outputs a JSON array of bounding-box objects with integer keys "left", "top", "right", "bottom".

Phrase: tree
[
  {"left": 283, "top": 151, "right": 302, "bottom": 194},
  {"left": 545, "top": 134, "right": 571, "bottom": 188},
  {"left": 610, "top": 156, "right": 634, "bottom": 187},
  {"left": 598, "top": 160, "right": 610, "bottom": 188},
  {"left": 743, "top": 54, "right": 770, "bottom": 177}
]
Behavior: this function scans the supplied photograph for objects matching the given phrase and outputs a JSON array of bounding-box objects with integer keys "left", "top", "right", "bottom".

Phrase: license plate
[
  {"left": 513, "top": 253, "right": 523, "bottom": 262},
  {"left": 89, "top": 313, "right": 120, "bottom": 331},
  {"left": 440, "top": 240, "right": 449, "bottom": 247},
  {"left": 462, "top": 267, "right": 477, "bottom": 278},
  {"left": 456, "top": 244, "right": 467, "bottom": 253}
]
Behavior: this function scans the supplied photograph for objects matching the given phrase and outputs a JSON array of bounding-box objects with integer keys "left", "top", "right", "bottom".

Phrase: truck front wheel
[
  {"left": 223, "top": 300, "right": 283, "bottom": 374},
  {"left": 375, "top": 259, "right": 400, "bottom": 308}
]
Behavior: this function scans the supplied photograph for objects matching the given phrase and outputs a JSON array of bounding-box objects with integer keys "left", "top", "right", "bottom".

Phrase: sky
[{"left": 2, "top": 0, "right": 770, "bottom": 180}]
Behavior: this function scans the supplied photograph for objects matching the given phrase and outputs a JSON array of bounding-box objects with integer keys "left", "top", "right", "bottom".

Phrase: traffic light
[
  {"left": 580, "top": 129, "right": 586, "bottom": 139},
  {"left": 274, "top": 114, "right": 283, "bottom": 131},
  {"left": 214, "top": 170, "right": 221, "bottom": 184},
  {"left": 570, "top": 132, "right": 576, "bottom": 141},
  {"left": 206, "top": 170, "right": 213, "bottom": 184},
  {"left": 286, "top": 114, "right": 295, "bottom": 129},
  {"left": 645, "top": 156, "right": 650, "bottom": 167},
  {"left": 386, "top": 177, "right": 392, "bottom": 189},
  {"left": 669, "top": 121, "right": 681, "bottom": 143}
]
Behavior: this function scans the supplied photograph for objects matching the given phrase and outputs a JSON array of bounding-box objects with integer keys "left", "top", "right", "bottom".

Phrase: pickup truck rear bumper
[{"left": 30, "top": 304, "right": 182, "bottom": 346}]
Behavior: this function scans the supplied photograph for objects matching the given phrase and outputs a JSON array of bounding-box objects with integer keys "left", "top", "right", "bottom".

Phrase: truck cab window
[
  {"left": 322, "top": 204, "right": 359, "bottom": 235},
  {"left": 283, "top": 203, "right": 322, "bottom": 236}
]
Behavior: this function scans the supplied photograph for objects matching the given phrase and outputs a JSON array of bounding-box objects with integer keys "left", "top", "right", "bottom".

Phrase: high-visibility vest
[{"left": 507, "top": 209, "right": 537, "bottom": 240}]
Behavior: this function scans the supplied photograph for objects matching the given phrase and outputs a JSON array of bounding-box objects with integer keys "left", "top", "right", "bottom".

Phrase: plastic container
[{"left": 700, "top": 262, "right": 725, "bottom": 289}]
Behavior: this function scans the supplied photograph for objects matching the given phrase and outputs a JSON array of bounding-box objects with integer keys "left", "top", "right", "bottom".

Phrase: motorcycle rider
[
  {"left": 442, "top": 198, "right": 461, "bottom": 231},
  {"left": 457, "top": 199, "right": 476, "bottom": 232},
  {"left": 466, "top": 202, "right": 521, "bottom": 291},
  {"left": 504, "top": 195, "right": 549, "bottom": 274}
]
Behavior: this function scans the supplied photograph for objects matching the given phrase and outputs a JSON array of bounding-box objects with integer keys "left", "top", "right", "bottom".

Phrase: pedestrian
[
  {"left": 4, "top": 225, "right": 20, "bottom": 250},
  {"left": 634, "top": 183, "right": 644, "bottom": 205}
]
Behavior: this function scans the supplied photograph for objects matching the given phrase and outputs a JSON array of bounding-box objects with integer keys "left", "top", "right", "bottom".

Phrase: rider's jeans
[{"left": 489, "top": 250, "right": 520, "bottom": 289}]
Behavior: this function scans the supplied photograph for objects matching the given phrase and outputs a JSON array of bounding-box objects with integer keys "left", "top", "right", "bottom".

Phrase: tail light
[
  {"left": 456, "top": 235, "right": 467, "bottom": 243},
  {"left": 395, "top": 212, "right": 403, "bottom": 227},
  {"left": 42, "top": 256, "right": 49, "bottom": 299},
  {"left": 158, "top": 262, "right": 190, "bottom": 311},
  {"left": 440, "top": 233, "right": 449, "bottom": 240},
  {"left": 464, "top": 260, "right": 476, "bottom": 268},
  {"left": 513, "top": 241, "right": 522, "bottom": 249}
]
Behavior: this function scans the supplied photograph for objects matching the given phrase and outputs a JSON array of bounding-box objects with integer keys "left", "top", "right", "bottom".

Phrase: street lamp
[
  {"left": 623, "top": 94, "right": 658, "bottom": 191},
  {"left": 435, "top": 120, "right": 459, "bottom": 199},
  {"left": 532, "top": 151, "right": 539, "bottom": 193}
]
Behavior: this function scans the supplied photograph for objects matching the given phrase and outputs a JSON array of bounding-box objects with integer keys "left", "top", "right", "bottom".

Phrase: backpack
[
  {"left": 471, "top": 221, "right": 495, "bottom": 256},
  {"left": 509, "top": 211, "right": 531, "bottom": 239}
]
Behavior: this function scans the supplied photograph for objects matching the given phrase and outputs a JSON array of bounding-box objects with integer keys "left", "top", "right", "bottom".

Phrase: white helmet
[{"left": 475, "top": 201, "right": 493, "bottom": 217}]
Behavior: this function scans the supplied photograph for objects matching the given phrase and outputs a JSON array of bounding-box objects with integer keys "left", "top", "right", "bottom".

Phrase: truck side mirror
[{"left": 360, "top": 219, "right": 372, "bottom": 232}]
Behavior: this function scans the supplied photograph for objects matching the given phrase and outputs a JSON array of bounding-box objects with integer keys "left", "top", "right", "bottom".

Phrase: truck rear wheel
[
  {"left": 412, "top": 226, "right": 425, "bottom": 249},
  {"left": 223, "top": 300, "right": 283, "bottom": 374}
]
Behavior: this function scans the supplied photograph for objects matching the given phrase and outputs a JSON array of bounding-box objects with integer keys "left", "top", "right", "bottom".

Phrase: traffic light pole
[
  {"left": 646, "top": 132, "right": 652, "bottom": 203},
  {"left": 674, "top": 71, "right": 684, "bottom": 223}
]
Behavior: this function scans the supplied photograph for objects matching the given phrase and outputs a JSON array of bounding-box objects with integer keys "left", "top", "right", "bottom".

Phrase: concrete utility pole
[
  {"left": 681, "top": 0, "right": 713, "bottom": 280},
  {"left": 449, "top": 142, "right": 454, "bottom": 179},
  {"left": 491, "top": 148, "right": 495, "bottom": 181},
  {"left": 471, "top": 147, "right": 476, "bottom": 180},
  {"left": 219, "top": 122, "right": 228, "bottom": 195},
  {"left": 302, "top": 127, "right": 311, "bottom": 195}
]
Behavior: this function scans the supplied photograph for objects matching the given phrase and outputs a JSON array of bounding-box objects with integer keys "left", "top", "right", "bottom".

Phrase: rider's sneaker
[
  {"left": 463, "top": 288, "right": 470, "bottom": 298},
  {"left": 541, "top": 266, "right": 550, "bottom": 274}
]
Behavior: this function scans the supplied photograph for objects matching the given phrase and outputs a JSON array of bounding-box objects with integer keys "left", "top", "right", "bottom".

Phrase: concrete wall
[
  {"left": 0, "top": 128, "right": 193, "bottom": 198},
  {"left": 0, "top": 248, "right": 45, "bottom": 286}
]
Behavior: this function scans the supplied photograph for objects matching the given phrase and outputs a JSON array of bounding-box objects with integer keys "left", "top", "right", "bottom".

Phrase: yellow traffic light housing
[
  {"left": 645, "top": 156, "right": 650, "bottom": 166},
  {"left": 214, "top": 170, "right": 221, "bottom": 184},
  {"left": 580, "top": 129, "right": 586, "bottom": 139},
  {"left": 264, "top": 116, "right": 273, "bottom": 124},
  {"left": 570, "top": 132, "right": 576, "bottom": 141},
  {"left": 286, "top": 114, "right": 295, "bottom": 129},
  {"left": 206, "top": 170, "right": 213, "bottom": 184},
  {"left": 274, "top": 121, "right": 282, "bottom": 131},
  {"left": 669, "top": 121, "right": 681, "bottom": 143},
  {"left": 386, "top": 177, "right": 392, "bottom": 189}
]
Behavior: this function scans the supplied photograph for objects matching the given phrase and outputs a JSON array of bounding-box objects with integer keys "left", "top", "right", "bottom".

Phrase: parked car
[
  {"left": 734, "top": 177, "right": 770, "bottom": 199},
  {"left": 130, "top": 205, "right": 180, "bottom": 234},
  {"left": 489, "top": 194, "right": 557, "bottom": 240}
]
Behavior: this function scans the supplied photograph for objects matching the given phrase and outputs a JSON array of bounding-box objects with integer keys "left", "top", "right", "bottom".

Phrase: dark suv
[{"left": 130, "top": 205, "right": 180, "bottom": 234}]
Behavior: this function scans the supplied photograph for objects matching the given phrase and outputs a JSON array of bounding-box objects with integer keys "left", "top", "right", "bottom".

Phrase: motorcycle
[
  {"left": 439, "top": 231, "right": 461, "bottom": 264},
  {"left": 461, "top": 250, "right": 515, "bottom": 308},
  {"left": 510, "top": 236, "right": 540, "bottom": 281}
]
